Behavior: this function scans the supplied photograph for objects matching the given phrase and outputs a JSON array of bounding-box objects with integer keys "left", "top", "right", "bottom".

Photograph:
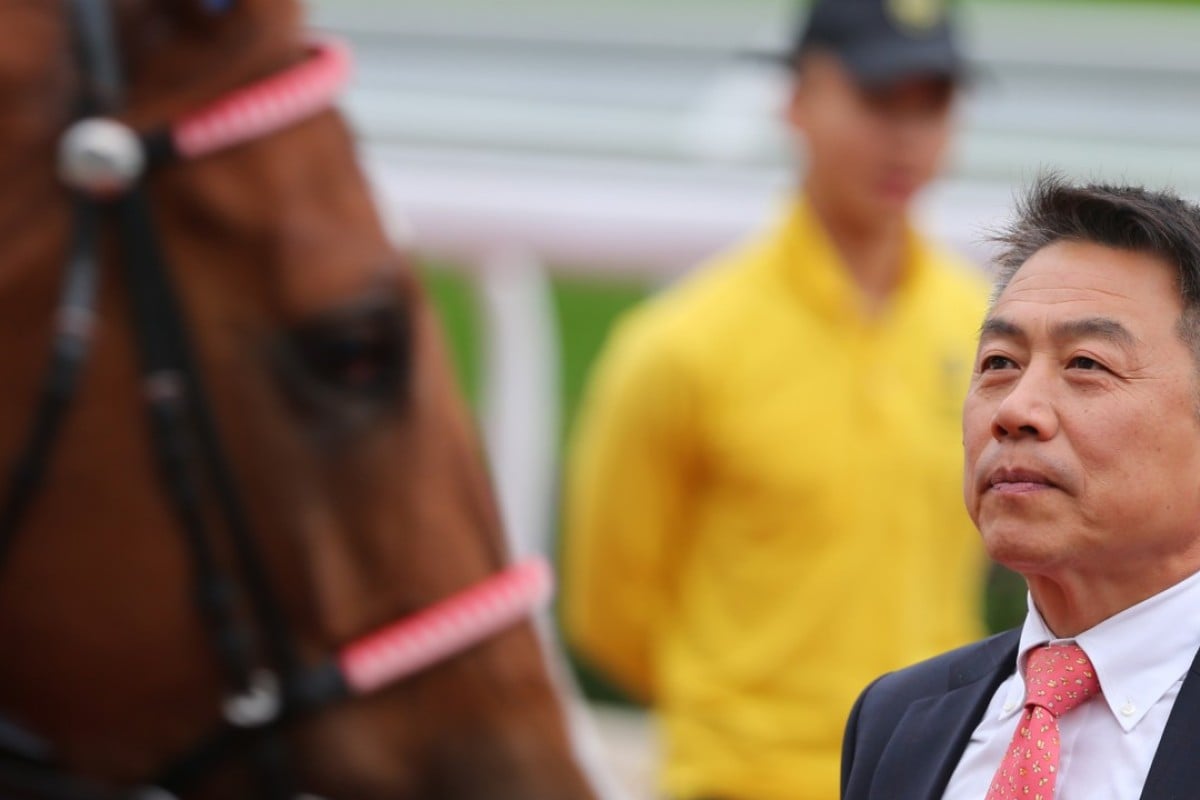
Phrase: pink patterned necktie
[{"left": 986, "top": 643, "right": 1102, "bottom": 800}]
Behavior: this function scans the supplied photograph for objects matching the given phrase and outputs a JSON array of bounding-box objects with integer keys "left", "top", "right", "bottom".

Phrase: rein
[{"left": 0, "top": 3, "right": 552, "bottom": 798}]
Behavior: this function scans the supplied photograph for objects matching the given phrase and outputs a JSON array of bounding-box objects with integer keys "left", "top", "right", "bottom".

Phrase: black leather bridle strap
[
  {"left": 113, "top": 191, "right": 266, "bottom": 693},
  {"left": 0, "top": 0, "right": 114, "bottom": 573},
  {"left": 0, "top": 199, "right": 100, "bottom": 571},
  {"left": 71, "top": 0, "right": 123, "bottom": 112},
  {"left": 114, "top": 159, "right": 302, "bottom": 800}
]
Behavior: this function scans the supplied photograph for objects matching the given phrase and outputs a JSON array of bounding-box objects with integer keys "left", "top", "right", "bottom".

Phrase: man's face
[
  {"left": 788, "top": 52, "right": 955, "bottom": 225},
  {"left": 963, "top": 240, "right": 1200, "bottom": 585}
]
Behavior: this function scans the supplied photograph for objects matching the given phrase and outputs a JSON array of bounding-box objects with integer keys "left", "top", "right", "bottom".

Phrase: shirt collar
[
  {"left": 1000, "top": 570, "right": 1200, "bottom": 732},
  {"left": 767, "top": 196, "right": 929, "bottom": 326}
]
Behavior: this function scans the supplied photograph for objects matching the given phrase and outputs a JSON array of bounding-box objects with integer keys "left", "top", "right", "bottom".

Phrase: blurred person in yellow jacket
[{"left": 562, "top": 0, "right": 988, "bottom": 798}]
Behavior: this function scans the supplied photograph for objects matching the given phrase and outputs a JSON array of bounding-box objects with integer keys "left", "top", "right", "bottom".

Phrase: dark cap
[{"left": 789, "top": 0, "right": 966, "bottom": 87}]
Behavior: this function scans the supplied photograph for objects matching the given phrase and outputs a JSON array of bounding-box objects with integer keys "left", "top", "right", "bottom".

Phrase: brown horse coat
[{"left": 0, "top": 1, "right": 597, "bottom": 797}]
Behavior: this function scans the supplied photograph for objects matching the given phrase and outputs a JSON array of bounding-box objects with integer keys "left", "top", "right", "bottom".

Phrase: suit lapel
[
  {"left": 871, "top": 631, "right": 1019, "bottom": 800},
  {"left": 1140, "top": 645, "right": 1200, "bottom": 799}
]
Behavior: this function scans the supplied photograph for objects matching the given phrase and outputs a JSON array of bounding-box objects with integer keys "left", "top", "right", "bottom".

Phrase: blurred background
[{"left": 305, "top": 1, "right": 1200, "bottom": 795}]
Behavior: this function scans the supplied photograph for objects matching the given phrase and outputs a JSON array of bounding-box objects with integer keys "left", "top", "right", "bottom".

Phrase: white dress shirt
[{"left": 942, "top": 569, "right": 1200, "bottom": 800}]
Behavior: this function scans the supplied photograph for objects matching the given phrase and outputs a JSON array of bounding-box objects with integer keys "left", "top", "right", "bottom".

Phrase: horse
[{"left": 0, "top": 1, "right": 598, "bottom": 797}]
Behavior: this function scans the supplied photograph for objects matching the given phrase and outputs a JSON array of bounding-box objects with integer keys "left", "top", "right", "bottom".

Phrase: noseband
[{"left": 0, "top": 3, "right": 551, "bottom": 798}]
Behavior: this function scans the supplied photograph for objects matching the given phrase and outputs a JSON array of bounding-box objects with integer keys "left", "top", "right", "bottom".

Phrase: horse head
[{"left": 0, "top": 1, "right": 597, "bottom": 797}]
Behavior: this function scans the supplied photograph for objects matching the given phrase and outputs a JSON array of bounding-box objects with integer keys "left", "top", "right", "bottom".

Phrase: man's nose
[{"left": 991, "top": 369, "right": 1058, "bottom": 442}]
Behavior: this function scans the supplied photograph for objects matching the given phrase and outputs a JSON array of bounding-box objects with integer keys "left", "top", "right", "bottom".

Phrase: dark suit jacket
[{"left": 841, "top": 628, "right": 1200, "bottom": 800}]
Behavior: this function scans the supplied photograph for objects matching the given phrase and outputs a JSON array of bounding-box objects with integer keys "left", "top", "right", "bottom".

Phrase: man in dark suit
[{"left": 841, "top": 176, "right": 1200, "bottom": 800}]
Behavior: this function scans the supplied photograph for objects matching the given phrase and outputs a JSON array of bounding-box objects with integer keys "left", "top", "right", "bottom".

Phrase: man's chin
[{"left": 981, "top": 526, "right": 1064, "bottom": 575}]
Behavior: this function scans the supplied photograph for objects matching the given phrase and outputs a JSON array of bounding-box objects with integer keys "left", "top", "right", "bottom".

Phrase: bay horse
[{"left": 0, "top": 1, "right": 598, "bottom": 798}]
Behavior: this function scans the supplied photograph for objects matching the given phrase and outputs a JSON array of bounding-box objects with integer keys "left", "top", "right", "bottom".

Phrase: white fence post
[{"left": 475, "top": 249, "right": 560, "bottom": 561}]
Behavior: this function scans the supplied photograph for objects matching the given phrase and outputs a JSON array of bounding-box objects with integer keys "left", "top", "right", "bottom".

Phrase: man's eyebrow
[
  {"left": 977, "top": 315, "right": 1139, "bottom": 351},
  {"left": 978, "top": 317, "right": 1021, "bottom": 342},
  {"left": 1051, "top": 317, "right": 1139, "bottom": 352}
]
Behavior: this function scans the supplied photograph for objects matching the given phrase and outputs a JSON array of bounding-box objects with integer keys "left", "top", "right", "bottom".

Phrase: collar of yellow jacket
[{"left": 763, "top": 196, "right": 931, "bottom": 327}]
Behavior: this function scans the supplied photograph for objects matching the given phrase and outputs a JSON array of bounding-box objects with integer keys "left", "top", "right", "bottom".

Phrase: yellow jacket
[{"left": 562, "top": 198, "right": 989, "bottom": 800}]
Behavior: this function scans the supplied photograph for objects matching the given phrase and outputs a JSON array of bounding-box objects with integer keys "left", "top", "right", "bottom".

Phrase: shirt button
[
  {"left": 1003, "top": 701, "right": 1016, "bottom": 713},
  {"left": 1120, "top": 702, "right": 1137, "bottom": 717}
]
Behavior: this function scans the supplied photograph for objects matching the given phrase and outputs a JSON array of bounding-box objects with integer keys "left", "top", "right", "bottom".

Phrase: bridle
[{"left": 0, "top": 2, "right": 552, "bottom": 798}]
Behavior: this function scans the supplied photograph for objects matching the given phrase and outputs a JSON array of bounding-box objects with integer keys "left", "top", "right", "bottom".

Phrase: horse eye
[
  {"left": 275, "top": 302, "right": 411, "bottom": 428},
  {"left": 292, "top": 309, "right": 405, "bottom": 397}
]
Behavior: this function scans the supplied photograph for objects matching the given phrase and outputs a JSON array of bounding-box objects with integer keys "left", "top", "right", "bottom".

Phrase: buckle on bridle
[
  {"left": 57, "top": 117, "right": 145, "bottom": 196},
  {"left": 222, "top": 670, "right": 281, "bottom": 729}
]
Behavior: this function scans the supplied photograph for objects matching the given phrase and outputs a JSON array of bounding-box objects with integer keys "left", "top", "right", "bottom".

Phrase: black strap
[
  {"left": 115, "top": 184, "right": 304, "bottom": 688},
  {"left": 114, "top": 187, "right": 300, "bottom": 800},
  {"left": 0, "top": 198, "right": 100, "bottom": 573},
  {"left": 69, "top": 0, "right": 123, "bottom": 112},
  {"left": 0, "top": 0, "right": 112, "bottom": 577}
]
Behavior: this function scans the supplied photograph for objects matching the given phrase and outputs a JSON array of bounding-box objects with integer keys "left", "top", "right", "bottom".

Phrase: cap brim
[
  {"left": 739, "top": 41, "right": 976, "bottom": 88},
  {"left": 838, "top": 39, "right": 970, "bottom": 88}
]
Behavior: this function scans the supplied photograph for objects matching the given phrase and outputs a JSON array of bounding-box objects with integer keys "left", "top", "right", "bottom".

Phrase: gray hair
[{"left": 990, "top": 174, "right": 1200, "bottom": 365}]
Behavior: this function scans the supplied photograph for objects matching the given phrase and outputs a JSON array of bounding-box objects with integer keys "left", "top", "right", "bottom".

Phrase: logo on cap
[{"left": 886, "top": 0, "right": 945, "bottom": 33}]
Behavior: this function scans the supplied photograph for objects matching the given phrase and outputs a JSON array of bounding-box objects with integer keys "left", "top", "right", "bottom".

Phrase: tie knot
[{"left": 1022, "top": 642, "right": 1101, "bottom": 718}]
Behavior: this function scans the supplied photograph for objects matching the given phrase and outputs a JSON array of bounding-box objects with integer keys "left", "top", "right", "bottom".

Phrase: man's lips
[{"left": 985, "top": 467, "right": 1059, "bottom": 495}]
